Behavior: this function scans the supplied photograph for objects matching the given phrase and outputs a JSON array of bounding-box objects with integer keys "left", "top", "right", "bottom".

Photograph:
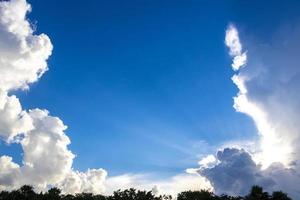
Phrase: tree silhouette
[
  {"left": 177, "top": 190, "right": 215, "bottom": 200},
  {"left": 245, "top": 185, "right": 270, "bottom": 200},
  {"left": 18, "top": 185, "right": 37, "bottom": 200},
  {"left": 0, "top": 191, "right": 9, "bottom": 200},
  {"left": 109, "top": 188, "right": 162, "bottom": 200},
  {"left": 218, "top": 194, "right": 243, "bottom": 200},
  {"left": 271, "top": 191, "right": 292, "bottom": 200},
  {"left": 44, "top": 187, "right": 61, "bottom": 200},
  {"left": 0, "top": 185, "right": 294, "bottom": 200}
]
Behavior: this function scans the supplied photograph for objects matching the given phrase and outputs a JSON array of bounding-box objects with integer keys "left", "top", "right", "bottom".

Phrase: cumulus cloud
[
  {"left": 58, "top": 169, "right": 108, "bottom": 194},
  {"left": 0, "top": 0, "right": 107, "bottom": 194},
  {"left": 232, "top": 26, "right": 300, "bottom": 168},
  {"left": 20, "top": 109, "right": 75, "bottom": 190},
  {"left": 225, "top": 24, "right": 300, "bottom": 168},
  {"left": 199, "top": 148, "right": 274, "bottom": 196},
  {"left": 0, "top": 156, "right": 20, "bottom": 191},
  {"left": 196, "top": 24, "right": 300, "bottom": 199},
  {"left": 0, "top": 90, "right": 33, "bottom": 142},
  {"left": 0, "top": 0, "right": 52, "bottom": 91},
  {"left": 196, "top": 148, "right": 300, "bottom": 198}
]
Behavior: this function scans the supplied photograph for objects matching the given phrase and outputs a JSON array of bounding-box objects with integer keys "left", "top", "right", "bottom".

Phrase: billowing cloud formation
[
  {"left": 0, "top": 156, "right": 20, "bottom": 191},
  {"left": 196, "top": 24, "right": 300, "bottom": 199},
  {"left": 197, "top": 148, "right": 300, "bottom": 198},
  {"left": 0, "top": 0, "right": 107, "bottom": 194},
  {"left": 232, "top": 26, "right": 300, "bottom": 168},
  {"left": 227, "top": 24, "right": 300, "bottom": 168},
  {"left": 0, "top": 90, "right": 33, "bottom": 141},
  {"left": 58, "top": 169, "right": 108, "bottom": 194},
  {"left": 20, "top": 109, "right": 75, "bottom": 190},
  {"left": 0, "top": 0, "right": 52, "bottom": 91},
  {"left": 199, "top": 148, "right": 274, "bottom": 196}
]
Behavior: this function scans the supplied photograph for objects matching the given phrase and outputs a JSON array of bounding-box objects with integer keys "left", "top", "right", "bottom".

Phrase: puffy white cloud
[
  {"left": 0, "top": 156, "right": 20, "bottom": 191},
  {"left": 20, "top": 109, "right": 75, "bottom": 190},
  {"left": 0, "top": 90, "right": 33, "bottom": 142},
  {"left": 225, "top": 25, "right": 247, "bottom": 71},
  {"left": 58, "top": 169, "right": 107, "bottom": 194},
  {"left": 0, "top": 103, "right": 108, "bottom": 193},
  {"left": 0, "top": 0, "right": 52, "bottom": 91},
  {"left": 0, "top": 0, "right": 108, "bottom": 194}
]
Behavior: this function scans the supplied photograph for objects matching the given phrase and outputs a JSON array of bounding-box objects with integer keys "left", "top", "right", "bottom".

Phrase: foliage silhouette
[
  {"left": 177, "top": 190, "right": 215, "bottom": 200},
  {"left": 271, "top": 191, "right": 292, "bottom": 200},
  {"left": 245, "top": 185, "right": 270, "bottom": 200},
  {"left": 0, "top": 185, "right": 293, "bottom": 200}
]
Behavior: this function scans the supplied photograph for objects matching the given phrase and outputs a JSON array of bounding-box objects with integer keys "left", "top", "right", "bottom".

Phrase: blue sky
[{"left": 1, "top": 0, "right": 300, "bottom": 179}]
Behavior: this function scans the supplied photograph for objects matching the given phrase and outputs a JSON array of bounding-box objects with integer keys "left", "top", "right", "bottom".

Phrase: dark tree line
[{"left": 0, "top": 185, "right": 292, "bottom": 200}]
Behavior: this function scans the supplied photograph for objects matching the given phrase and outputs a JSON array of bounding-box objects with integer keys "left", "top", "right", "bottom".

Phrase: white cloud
[
  {"left": 0, "top": 0, "right": 108, "bottom": 194},
  {"left": 196, "top": 24, "right": 300, "bottom": 199},
  {"left": 0, "top": 0, "right": 52, "bottom": 91},
  {"left": 0, "top": 102, "right": 108, "bottom": 193},
  {"left": 58, "top": 169, "right": 107, "bottom": 194},
  {"left": 227, "top": 24, "right": 300, "bottom": 168},
  {"left": 20, "top": 109, "right": 75, "bottom": 190},
  {"left": 225, "top": 24, "right": 247, "bottom": 71},
  {"left": 197, "top": 155, "right": 218, "bottom": 169},
  {"left": 0, "top": 90, "right": 33, "bottom": 142},
  {"left": 0, "top": 156, "right": 20, "bottom": 191}
]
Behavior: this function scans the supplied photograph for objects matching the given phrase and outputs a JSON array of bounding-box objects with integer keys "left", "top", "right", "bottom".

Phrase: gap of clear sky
[{"left": 1, "top": 0, "right": 300, "bottom": 177}]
